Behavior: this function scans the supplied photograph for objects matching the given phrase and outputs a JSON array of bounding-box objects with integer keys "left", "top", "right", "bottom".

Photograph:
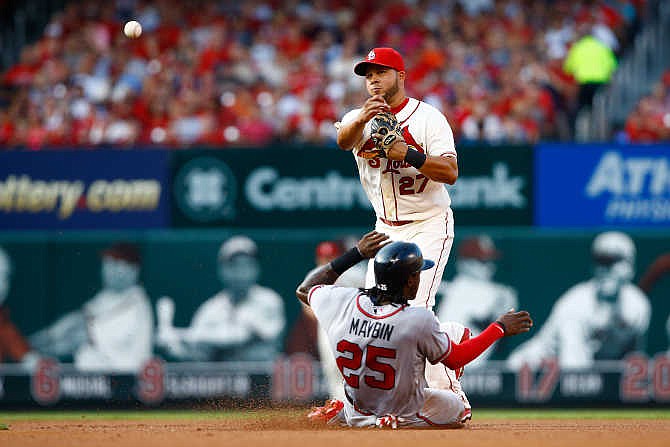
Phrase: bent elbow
[
  {"left": 442, "top": 356, "right": 462, "bottom": 371},
  {"left": 336, "top": 136, "right": 351, "bottom": 151},
  {"left": 296, "top": 285, "right": 309, "bottom": 305},
  {"left": 444, "top": 163, "right": 458, "bottom": 184},
  {"left": 445, "top": 172, "right": 458, "bottom": 185},
  {"left": 434, "top": 170, "right": 457, "bottom": 185}
]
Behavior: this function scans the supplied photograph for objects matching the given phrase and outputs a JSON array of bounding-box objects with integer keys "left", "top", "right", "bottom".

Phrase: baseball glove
[{"left": 370, "top": 112, "right": 404, "bottom": 155}]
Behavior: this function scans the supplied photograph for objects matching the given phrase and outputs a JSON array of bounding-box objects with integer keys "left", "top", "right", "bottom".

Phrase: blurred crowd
[
  {"left": 622, "top": 69, "right": 670, "bottom": 142},
  {"left": 0, "top": 0, "right": 649, "bottom": 149}
]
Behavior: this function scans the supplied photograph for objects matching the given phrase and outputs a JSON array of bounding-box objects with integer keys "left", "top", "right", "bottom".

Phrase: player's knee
[{"left": 440, "top": 321, "right": 466, "bottom": 341}]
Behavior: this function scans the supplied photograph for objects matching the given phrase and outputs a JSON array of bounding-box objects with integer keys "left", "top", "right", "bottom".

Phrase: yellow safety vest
[{"left": 563, "top": 36, "right": 618, "bottom": 84}]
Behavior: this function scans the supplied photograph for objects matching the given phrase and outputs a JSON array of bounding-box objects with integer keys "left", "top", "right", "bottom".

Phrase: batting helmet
[{"left": 374, "top": 241, "right": 434, "bottom": 293}]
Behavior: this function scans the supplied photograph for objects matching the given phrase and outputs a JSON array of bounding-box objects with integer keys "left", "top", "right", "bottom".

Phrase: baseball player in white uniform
[
  {"left": 297, "top": 231, "right": 532, "bottom": 428},
  {"left": 30, "top": 243, "right": 153, "bottom": 372},
  {"left": 335, "top": 47, "right": 458, "bottom": 310},
  {"left": 156, "top": 236, "right": 285, "bottom": 362},
  {"left": 436, "top": 236, "right": 518, "bottom": 368},
  {"left": 508, "top": 232, "right": 650, "bottom": 370},
  {"left": 335, "top": 47, "right": 468, "bottom": 404}
]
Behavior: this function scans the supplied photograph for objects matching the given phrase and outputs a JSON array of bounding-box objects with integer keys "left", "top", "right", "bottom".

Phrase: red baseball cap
[
  {"left": 316, "top": 241, "right": 344, "bottom": 259},
  {"left": 101, "top": 242, "right": 141, "bottom": 265},
  {"left": 458, "top": 236, "right": 502, "bottom": 261},
  {"left": 354, "top": 47, "right": 405, "bottom": 76}
]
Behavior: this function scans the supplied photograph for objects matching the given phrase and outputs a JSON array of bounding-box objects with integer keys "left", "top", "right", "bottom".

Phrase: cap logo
[{"left": 368, "top": 49, "right": 376, "bottom": 60}]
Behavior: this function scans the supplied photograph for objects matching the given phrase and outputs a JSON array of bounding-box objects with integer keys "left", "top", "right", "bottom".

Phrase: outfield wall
[
  {"left": 0, "top": 144, "right": 669, "bottom": 407},
  {"left": 0, "top": 228, "right": 668, "bottom": 407}
]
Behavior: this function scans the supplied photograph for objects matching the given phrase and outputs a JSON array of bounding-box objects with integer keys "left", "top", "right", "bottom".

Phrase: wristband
[
  {"left": 404, "top": 148, "right": 427, "bottom": 169},
  {"left": 495, "top": 320, "right": 506, "bottom": 334},
  {"left": 330, "top": 247, "right": 364, "bottom": 275}
]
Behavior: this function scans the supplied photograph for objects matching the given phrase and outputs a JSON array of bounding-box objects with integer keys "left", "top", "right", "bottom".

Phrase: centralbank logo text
[
  {"left": 448, "top": 163, "right": 526, "bottom": 209},
  {"left": 246, "top": 167, "right": 370, "bottom": 211},
  {"left": 0, "top": 175, "right": 161, "bottom": 219}
]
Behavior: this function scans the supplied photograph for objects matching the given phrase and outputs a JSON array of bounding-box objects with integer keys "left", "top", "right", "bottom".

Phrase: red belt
[{"left": 380, "top": 218, "right": 414, "bottom": 226}]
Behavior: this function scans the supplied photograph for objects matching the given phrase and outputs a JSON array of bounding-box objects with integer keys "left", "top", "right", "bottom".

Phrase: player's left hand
[
  {"left": 375, "top": 414, "right": 403, "bottom": 429},
  {"left": 496, "top": 310, "right": 533, "bottom": 337},
  {"left": 357, "top": 231, "right": 391, "bottom": 258}
]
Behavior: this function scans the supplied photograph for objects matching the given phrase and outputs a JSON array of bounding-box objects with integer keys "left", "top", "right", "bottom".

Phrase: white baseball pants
[
  {"left": 333, "top": 388, "right": 466, "bottom": 428},
  {"left": 365, "top": 209, "right": 454, "bottom": 309}
]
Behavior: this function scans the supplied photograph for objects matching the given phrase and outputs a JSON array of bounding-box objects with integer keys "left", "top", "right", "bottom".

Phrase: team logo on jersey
[
  {"left": 401, "top": 127, "right": 423, "bottom": 153},
  {"left": 368, "top": 49, "right": 376, "bottom": 60},
  {"left": 357, "top": 139, "right": 386, "bottom": 159},
  {"left": 174, "top": 157, "right": 237, "bottom": 222}
]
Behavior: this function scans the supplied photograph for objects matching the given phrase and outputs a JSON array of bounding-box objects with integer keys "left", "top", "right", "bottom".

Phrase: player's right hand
[
  {"left": 496, "top": 310, "right": 533, "bottom": 336},
  {"left": 357, "top": 231, "right": 391, "bottom": 259},
  {"left": 358, "top": 95, "right": 391, "bottom": 123},
  {"left": 375, "top": 414, "right": 403, "bottom": 429}
]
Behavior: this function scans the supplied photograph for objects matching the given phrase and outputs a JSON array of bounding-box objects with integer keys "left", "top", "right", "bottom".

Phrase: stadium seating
[
  {"left": 622, "top": 69, "right": 670, "bottom": 142},
  {"left": 0, "top": 0, "right": 646, "bottom": 149}
]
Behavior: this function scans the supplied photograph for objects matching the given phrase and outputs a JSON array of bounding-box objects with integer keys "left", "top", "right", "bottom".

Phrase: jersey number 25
[{"left": 335, "top": 340, "right": 397, "bottom": 390}]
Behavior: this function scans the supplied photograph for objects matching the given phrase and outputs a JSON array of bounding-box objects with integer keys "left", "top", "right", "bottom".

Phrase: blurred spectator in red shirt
[{"left": 0, "top": 0, "right": 645, "bottom": 149}]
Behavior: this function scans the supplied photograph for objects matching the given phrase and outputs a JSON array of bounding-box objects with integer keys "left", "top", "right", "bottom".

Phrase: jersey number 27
[{"left": 335, "top": 340, "right": 397, "bottom": 390}]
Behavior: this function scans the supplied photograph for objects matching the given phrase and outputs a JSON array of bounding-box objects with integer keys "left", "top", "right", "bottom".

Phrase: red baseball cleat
[
  {"left": 459, "top": 408, "right": 472, "bottom": 423},
  {"left": 307, "top": 399, "right": 344, "bottom": 423}
]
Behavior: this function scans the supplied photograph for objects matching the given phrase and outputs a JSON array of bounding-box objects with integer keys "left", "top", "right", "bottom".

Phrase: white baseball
[{"left": 123, "top": 20, "right": 142, "bottom": 39}]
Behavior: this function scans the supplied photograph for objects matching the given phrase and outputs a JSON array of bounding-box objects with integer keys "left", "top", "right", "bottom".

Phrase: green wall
[{"left": 2, "top": 228, "right": 669, "bottom": 356}]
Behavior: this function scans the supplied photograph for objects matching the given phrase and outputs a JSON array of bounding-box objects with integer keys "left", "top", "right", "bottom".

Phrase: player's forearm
[
  {"left": 336, "top": 118, "right": 366, "bottom": 150},
  {"left": 391, "top": 141, "right": 458, "bottom": 184},
  {"left": 296, "top": 265, "right": 340, "bottom": 305},
  {"left": 418, "top": 155, "right": 458, "bottom": 184},
  {"left": 296, "top": 247, "right": 364, "bottom": 305},
  {"left": 442, "top": 322, "right": 505, "bottom": 370}
]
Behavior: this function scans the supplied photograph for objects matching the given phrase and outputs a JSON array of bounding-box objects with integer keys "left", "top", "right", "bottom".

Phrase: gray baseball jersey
[{"left": 309, "top": 284, "right": 452, "bottom": 418}]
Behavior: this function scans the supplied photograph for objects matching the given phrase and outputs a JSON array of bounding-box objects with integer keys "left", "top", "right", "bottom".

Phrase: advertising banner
[
  {"left": 0, "top": 150, "right": 170, "bottom": 230},
  {"left": 0, "top": 360, "right": 271, "bottom": 405},
  {"left": 2, "top": 356, "right": 670, "bottom": 407},
  {"left": 536, "top": 144, "right": 670, "bottom": 227},
  {"left": 171, "top": 146, "right": 534, "bottom": 228},
  {"left": 447, "top": 146, "right": 533, "bottom": 226},
  {"left": 171, "top": 147, "right": 373, "bottom": 228}
]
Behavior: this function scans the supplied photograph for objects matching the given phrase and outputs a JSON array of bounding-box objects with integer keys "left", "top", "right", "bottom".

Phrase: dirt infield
[{"left": 2, "top": 414, "right": 670, "bottom": 447}]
